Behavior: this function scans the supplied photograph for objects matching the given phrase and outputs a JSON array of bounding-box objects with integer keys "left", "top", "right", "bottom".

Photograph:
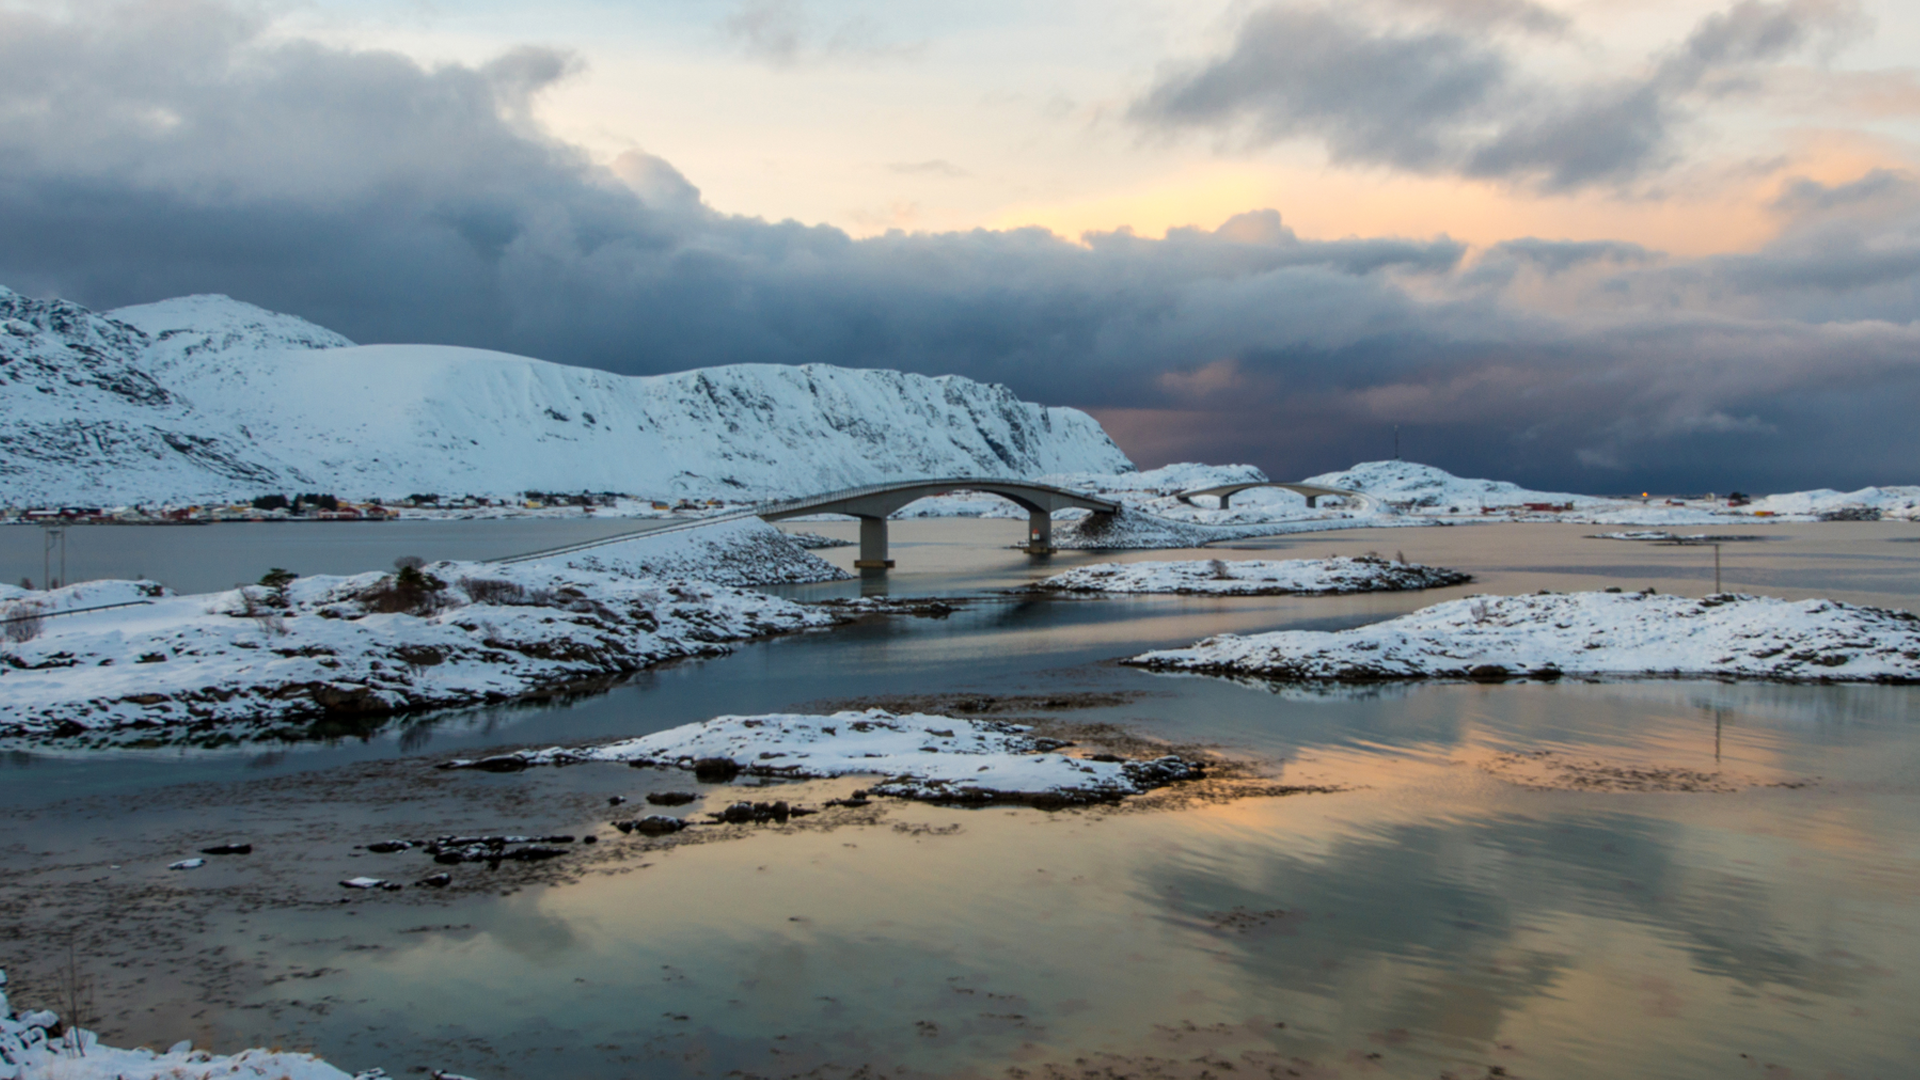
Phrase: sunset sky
[{"left": 5, "top": 0, "right": 1920, "bottom": 491}]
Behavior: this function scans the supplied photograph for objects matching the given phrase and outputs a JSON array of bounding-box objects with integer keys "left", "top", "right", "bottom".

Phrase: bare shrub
[
  {"left": 1208, "top": 559, "right": 1232, "bottom": 580},
  {"left": 2, "top": 599, "right": 47, "bottom": 643},
  {"left": 458, "top": 576, "right": 527, "bottom": 605},
  {"left": 233, "top": 587, "right": 288, "bottom": 634},
  {"left": 58, "top": 931, "right": 95, "bottom": 1053},
  {"left": 1469, "top": 599, "right": 1491, "bottom": 624},
  {"left": 393, "top": 555, "right": 426, "bottom": 572}
]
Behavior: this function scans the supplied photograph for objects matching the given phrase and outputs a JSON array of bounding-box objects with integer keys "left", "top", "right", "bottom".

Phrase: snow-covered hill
[
  {"left": 1303, "top": 460, "right": 1597, "bottom": 512},
  {"left": 1, "top": 287, "right": 1133, "bottom": 505}
]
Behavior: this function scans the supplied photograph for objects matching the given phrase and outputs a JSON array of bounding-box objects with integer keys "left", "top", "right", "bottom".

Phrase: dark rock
[
  {"left": 499, "top": 846, "right": 569, "bottom": 862},
  {"left": 365, "top": 840, "right": 414, "bottom": 854},
  {"left": 416, "top": 873, "right": 452, "bottom": 888},
  {"left": 200, "top": 842, "right": 252, "bottom": 856},
  {"left": 1467, "top": 664, "right": 1513, "bottom": 682},
  {"left": 608, "top": 795, "right": 627, "bottom": 806},
  {"left": 710, "top": 800, "right": 792, "bottom": 824},
  {"left": 645, "top": 791, "right": 699, "bottom": 806},
  {"left": 692, "top": 757, "right": 741, "bottom": 782},
  {"left": 632, "top": 816, "right": 687, "bottom": 836}
]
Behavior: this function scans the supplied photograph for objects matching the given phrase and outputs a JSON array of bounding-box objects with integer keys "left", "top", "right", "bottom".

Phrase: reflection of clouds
[{"left": 1134, "top": 799, "right": 1908, "bottom": 1044}]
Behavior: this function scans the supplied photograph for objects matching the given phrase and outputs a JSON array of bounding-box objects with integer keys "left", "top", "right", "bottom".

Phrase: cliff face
[{"left": 0, "top": 287, "right": 1133, "bottom": 504}]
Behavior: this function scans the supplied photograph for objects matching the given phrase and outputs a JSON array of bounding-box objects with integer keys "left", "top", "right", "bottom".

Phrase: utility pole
[
  {"left": 1713, "top": 542, "right": 1722, "bottom": 595},
  {"left": 1394, "top": 425, "right": 1400, "bottom": 460},
  {"left": 42, "top": 525, "right": 66, "bottom": 590}
]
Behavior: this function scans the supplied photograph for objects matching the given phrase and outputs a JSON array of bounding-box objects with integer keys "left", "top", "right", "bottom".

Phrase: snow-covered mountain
[{"left": 1, "top": 287, "right": 1133, "bottom": 505}]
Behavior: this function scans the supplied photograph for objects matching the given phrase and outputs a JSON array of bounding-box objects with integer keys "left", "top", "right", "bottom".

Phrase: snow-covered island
[
  {"left": 0, "top": 531, "right": 848, "bottom": 739},
  {"left": 1030, "top": 557, "right": 1471, "bottom": 596},
  {"left": 1128, "top": 592, "right": 1920, "bottom": 684},
  {"left": 445, "top": 709, "right": 1205, "bottom": 808}
]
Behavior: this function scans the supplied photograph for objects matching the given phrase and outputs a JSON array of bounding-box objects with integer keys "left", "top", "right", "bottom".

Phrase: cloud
[
  {"left": 721, "top": 0, "right": 921, "bottom": 68},
  {"left": 1131, "top": 1, "right": 1865, "bottom": 191},
  {"left": 1, "top": 2, "right": 1918, "bottom": 492},
  {"left": 888, "top": 160, "right": 971, "bottom": 178}
]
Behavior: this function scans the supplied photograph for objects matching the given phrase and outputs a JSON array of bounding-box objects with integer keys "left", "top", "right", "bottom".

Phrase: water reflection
[{"left": 175, "top": 679, "right": 1920, "bottom": 1080}]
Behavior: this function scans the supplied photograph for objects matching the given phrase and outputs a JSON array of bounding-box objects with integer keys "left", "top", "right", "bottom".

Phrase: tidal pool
[{"left": 2, "top": 519, "right": 1917, "bottom": 1079}]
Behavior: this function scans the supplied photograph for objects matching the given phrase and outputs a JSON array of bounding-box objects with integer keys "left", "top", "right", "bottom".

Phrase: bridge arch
[
  {"left": 1175, "top": 481, "right": 1373, "bottom": 512},
  {"left": 758, "top": 478, "right": 1121, "bottom": 568}
]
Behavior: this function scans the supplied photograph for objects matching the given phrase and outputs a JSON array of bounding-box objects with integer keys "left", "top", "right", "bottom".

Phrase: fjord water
[{"left": 3, "top": 519, "right": 1918, "bottom": 1078}]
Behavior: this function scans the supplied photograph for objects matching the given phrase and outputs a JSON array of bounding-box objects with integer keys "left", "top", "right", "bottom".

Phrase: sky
[{"left": 3, "top": 0, "right": 1919, "bottom": 492}]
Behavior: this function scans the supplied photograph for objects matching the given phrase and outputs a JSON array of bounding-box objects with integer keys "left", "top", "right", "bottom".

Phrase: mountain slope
[{"left": 1, "top": 288, "right": 1133, "bottom": 504}]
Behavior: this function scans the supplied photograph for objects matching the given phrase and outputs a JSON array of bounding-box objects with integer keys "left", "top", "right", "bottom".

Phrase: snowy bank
[
  {"left": 0, "top": 562, "right": 838, "bottom": 739},
  {"left": 1048, "top": 506, "right": 1427, "bottom": 550},
  {"left": 525, "top": 516, "right": 847, "bottom": 586},
  {"left": 1128, "top": 592, "right": 1920, "bottom": 683},
  {"left": 0, "top": 969, "right": 385, "bottom": 1080},
  {"left": 1031, "top": 557, "right": 1471, "bottom": 596},
  {"left": 446, "top": 710, "right": 1204, "bottom": 807}
]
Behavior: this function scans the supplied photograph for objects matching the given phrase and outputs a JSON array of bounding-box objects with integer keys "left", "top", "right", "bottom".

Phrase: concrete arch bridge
[
  {"left": 758, "top": 478, "right": 1120, "bottom": 567},
  {"left": 495, "top": 477, "right": 1119, "bottom": 570}
]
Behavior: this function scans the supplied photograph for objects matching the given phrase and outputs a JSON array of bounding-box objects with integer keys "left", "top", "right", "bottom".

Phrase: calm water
[{"left": 4, "top": 518, "right": 1919, "bottom": 1079}]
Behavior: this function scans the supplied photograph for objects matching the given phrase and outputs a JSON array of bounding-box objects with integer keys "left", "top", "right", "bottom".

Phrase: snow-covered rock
[
  {"left": 447, "top": 710, "right": 1205, "bottom": 806},
  {"left": 0, "top": 551, "right": 842, "bottom": 738},
  {"left": 0, "top": 968, "right": 383, "bottom": 1080},
  {"left": 1303, "top": 460, "right": 1596, "bottom": 513},
  {"left": 1129, "top": 592, "right": 1920, "bottom": 683},
  {"left": 2, "top": 286, "right": 1133, "bottom": 506},
  {"left": 1032, "top": 557, "right": 1471, "bottom": 596}
]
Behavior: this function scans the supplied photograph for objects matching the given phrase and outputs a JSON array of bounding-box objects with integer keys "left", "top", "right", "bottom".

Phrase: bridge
[
  {"left": 495, "top": 478, "right": 1120, "bottom": 570},
  {"left": 759, "top": 478, "right": 1120, "bottom": 567},
  {"left": 1175, "top": 481, "right": 1372, "bottom": 512}
]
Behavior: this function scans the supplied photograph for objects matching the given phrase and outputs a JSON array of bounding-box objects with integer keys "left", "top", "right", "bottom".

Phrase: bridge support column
[
  {"left": 855, "top": 516, "right": 894, "bottom": 569},
  {"left": 1218, "top": 492, "right": 1233, "bottom": 509},
  {"left": 1026, "top": 510, "right": 1053, "bottom": 554},
  {"left": 1305, "top": 495, "right": 1319, "bottom": 508}
]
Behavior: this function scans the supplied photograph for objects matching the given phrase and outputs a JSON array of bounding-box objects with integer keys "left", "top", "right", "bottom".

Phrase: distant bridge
[
  {"left": 495, "top": 478, "right": 1119, "bottom": 570},
  {"left": 1175, "top": 481, "right": 1372, "bottom": 512}
]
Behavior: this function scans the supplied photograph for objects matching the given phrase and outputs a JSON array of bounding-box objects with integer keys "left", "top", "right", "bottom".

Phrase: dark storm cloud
[
  {"left": 1132, "top": 1, "right": 1862, "bottom": 191},
  {"left": 2, "top": 2, "right": 1918, "bottom": 494}
]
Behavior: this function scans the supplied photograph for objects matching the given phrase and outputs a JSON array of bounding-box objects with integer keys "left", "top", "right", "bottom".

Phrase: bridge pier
[
  {"left": 855, "top": 516, "right": 894, "bottom": 569},
  {"left": 1306, "top": 495, "right": 1319, "bottom": 508},
  {"left": 1218, "top": 492, "right": 1233, "bottom": 509},
  {"left": 1026, "top": 510, "right": 1053, "bottom": 554}
]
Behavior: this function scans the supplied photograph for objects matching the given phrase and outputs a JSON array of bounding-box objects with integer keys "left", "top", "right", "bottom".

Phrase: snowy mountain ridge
[{"left": 0, "top": 287, "right": 1134, "bottom": 505}]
